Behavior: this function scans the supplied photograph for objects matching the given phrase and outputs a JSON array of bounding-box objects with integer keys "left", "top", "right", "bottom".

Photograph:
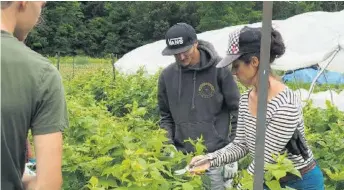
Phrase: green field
[{"left": 53, "top": 61, "right": 344, "bottom": 190}]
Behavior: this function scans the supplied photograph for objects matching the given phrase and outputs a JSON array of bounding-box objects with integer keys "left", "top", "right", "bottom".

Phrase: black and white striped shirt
[{"left": 207, "top": 87, "right": 314, "bottom": 175}]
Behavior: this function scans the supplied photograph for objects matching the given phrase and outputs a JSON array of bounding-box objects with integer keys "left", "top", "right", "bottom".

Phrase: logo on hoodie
[{"left": 198, "top": 82, "right": 215, "bottom": 98}]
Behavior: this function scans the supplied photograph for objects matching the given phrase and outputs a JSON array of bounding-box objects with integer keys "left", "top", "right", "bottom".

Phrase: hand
[
  {"left": 22, "top": 174, "right": 36, "bottom": 190},
  {"left": 189, "top": 155, "right": 211, "bottom": 175},
  {"left": 223, "top": 162, "right": 238, "bottom": 179}
]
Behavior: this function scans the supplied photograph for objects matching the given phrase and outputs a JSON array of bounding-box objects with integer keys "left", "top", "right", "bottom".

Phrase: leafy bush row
[
  {"left": 62, "top": 68, "right": 344, "bottom": 190},
  {"left": 63, "top": 69, "right": 205, "bottom": 190}
]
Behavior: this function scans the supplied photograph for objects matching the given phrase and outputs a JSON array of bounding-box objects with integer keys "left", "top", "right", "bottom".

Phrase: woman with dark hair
[{"left": 188, "top": 26, "right": 324, "bottom": 189}]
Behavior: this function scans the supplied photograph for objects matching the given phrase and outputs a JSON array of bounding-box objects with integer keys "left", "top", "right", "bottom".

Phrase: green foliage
[
  {"left": 303, "top": 101, "right": 344, "bottom": 189},
  {"left": 60, "top": 65, "right": 344, "bottom": 189},
  {"left": 232, "top": 153, "right": 300, "bottom": 190},
  {"left": 47, "top": 56, "right": 114, "bottom": 65},
  {"left": 286, "top": 82, "right": 344, "bottom": 94},
  {"left": 62, "top": 68, "right": 205, "bottom": 190},
  {"left": 196, "top": 1, "right": 262, "bottom": 31},
  {"left": 264, "top": 153, "right": 301, "bottom": 190},
  {"left": 66, "top": 67, "right": 160, "bottom": 120},
  {"left": 74, "top": 56, "right": 90, "bottom": 65},
  {"left": 184, "top": 136, "right": 207, "bottom": 156},
  {"left": 26, "top": 1, "right": 85, "bottom": 55},
  {"left": 272, "top": 1, "right": 344, "bottom": 20}
]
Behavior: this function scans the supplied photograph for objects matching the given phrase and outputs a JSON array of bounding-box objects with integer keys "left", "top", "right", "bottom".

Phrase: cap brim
[
  {"left": 162, "top": 44, "right": 193, "bottom": 56},
  {"left": 216, "top": 54, "right": 241, "bottom": 68}
]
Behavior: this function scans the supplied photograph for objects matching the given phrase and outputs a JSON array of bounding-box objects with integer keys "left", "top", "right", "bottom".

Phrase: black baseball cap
[
  {"left": 162, "top": 23, "right": 198, "bottom": 56},
  {"left": 217, "top": 26, "right": 262, "bottom": 68}
]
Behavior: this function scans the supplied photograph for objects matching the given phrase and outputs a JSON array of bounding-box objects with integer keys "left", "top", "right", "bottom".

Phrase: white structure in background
[
  {"left": 297, "top": 89, "right": 344, "bottom": 112},
  {"left": 115, "top": 10, "right": 344, "bottom": 111}
]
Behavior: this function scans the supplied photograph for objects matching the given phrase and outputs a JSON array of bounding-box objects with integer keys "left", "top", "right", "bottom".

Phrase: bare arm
[
  {"left": 23, "top": 132, "right": 63, "bottom": 190},
  {"left": 23, "top": 64, "right": 68, "bottom": 190}
]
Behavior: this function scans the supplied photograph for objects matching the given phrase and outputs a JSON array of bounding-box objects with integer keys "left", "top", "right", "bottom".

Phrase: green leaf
[
  {"left": 98, "top": 176, "right": 118, "bottom": 188},
  {"left": 323, "top": 168, "right": 344, "bottom": 181},
  {"left": 182, "top": 182, "right": 194, "bottom": 190},
  {"left": 271, "top": 170, "right": 287, "bottom": 181},
  {"left": 89, "top": 176, "right": 99, "bottom": 187},
  {"left": 288, "top": 168, "right": 302, "bottom": 178},
  {"left": 159, "top": 182, "right": 171, "bottom": 190},
  {"left": 137, "top": 157, "right": 148, "bottom": 169},
  {"left": 265, "top": 163, "right": 280, "bottom": 171},
  {"left": 264, "top": 171, "right": 274, "bottom": 181},
  {"left": 265, "top": 179, "right": 281, "bottom": 190}
]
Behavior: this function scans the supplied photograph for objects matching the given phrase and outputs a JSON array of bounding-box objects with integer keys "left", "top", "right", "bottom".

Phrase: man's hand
[
  {"left": 32, "top": 132, "right": 63, "bottom": 190},
  {"left": 223, "top": 162, "right": 238, "bottom": 179}
]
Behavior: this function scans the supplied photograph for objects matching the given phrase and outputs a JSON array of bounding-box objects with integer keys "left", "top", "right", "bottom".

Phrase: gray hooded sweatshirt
[{"left": 158, "top": 40, "right": 240, "bottom": 154}]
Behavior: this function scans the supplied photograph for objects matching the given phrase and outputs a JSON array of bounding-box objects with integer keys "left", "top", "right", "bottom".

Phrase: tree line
[{"left": 25, "top": 1, "right": 344, "bottom": 58}]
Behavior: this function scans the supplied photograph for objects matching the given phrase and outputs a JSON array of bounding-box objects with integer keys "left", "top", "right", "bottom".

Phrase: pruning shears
[{"left": 174, "top": 157, "right": 209, "bottom": 175}]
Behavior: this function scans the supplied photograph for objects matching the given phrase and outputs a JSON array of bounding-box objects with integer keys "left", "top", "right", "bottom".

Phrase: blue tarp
[{"left": 282, "top": 66, "right": 344, "bottom": 84}]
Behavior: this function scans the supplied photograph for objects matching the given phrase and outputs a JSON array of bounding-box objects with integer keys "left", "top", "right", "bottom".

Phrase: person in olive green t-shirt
[{"left": 1, "top": 2, "right": 69, "bottom": 190}]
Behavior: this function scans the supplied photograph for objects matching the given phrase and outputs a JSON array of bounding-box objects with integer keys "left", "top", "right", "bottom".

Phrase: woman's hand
[{"left": 188, "top": 155, "right": 211, "bottom": 175}]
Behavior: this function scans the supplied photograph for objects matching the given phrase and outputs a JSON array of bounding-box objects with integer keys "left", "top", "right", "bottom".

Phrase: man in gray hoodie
[{"left": 158, "top": 23, "right": 240, "bottom": 190}]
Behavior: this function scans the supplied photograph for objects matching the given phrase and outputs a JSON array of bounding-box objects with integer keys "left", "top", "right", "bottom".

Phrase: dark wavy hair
[{"left": 238, "top": 27, "right": 286, "bottom": 64}]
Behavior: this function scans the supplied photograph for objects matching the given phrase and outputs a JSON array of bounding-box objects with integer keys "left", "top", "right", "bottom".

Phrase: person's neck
[
  {"left": 189, "top": 49, "right": 201, "bottom": 66},
  {"left": 251, "top": 76, "right": 286, "bottom": 101},
  {"left": 1, "top": 12, "right": 16, "bottom": 34},
  {"left": 252, "top": 75, "right": 274, "bottom": 93}
]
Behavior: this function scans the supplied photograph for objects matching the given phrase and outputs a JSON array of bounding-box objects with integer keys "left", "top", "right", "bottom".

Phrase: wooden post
[
  {"left": 72, "top": 56, "right": 75, "bottom": 78},
  {"left": 57, "top": 51, "right": 60, "bottom": 70},
  {"left": 111, "top": 53, "right": 116, "bottom": 81}
]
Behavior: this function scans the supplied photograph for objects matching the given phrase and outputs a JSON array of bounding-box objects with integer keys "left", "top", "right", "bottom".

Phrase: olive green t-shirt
[{"left": 1, "top": 30, "right": 69, "bottom": 190}]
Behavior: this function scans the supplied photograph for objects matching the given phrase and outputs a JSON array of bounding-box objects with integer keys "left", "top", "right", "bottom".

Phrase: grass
[
  {"left": 47, "top": 56, "right": 116, "bottom": 65},
  {"left": 57, "top": 63, "right": 113, "bottom": 80}
]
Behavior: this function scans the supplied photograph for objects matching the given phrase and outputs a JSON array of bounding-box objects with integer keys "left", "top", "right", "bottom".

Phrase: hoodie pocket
[{"left": 174, "top": 120, "right": 225, "bottom": 153}]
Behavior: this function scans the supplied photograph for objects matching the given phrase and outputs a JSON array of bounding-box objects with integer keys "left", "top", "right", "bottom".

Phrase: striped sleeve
[{"left": 207, "top": 99, "right": 249, "bottom": 167}]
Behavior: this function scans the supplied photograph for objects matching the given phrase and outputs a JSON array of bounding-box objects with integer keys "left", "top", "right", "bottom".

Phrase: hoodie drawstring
[
  {"left": 192, "top": 71, "right": 196, "bottom": 110},
  {"left": 178, "top": 67, "right": 197, "bottom": 110},
  {"left": 178, "top": 66, "right": 182, "bottom": 104}
]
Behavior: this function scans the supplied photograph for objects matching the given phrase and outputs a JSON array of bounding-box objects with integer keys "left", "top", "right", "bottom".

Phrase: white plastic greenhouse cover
[
  {"left": 115, "top": 10, "right": 344, "bottom": 75},
  {"left": 296, "top": 89, "right": 344, "bottom": 112},
  {"left": 115, "top": 10, "right": 344, "bottom": 111}
]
